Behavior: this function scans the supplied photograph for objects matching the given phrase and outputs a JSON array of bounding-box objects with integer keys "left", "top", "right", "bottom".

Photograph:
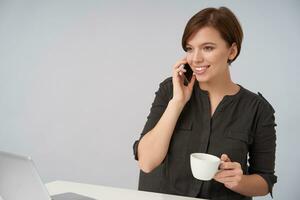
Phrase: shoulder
[
  {"left": 159, "top": 76, "right": 173, "bottom": 87},
  {"left": 152, "top": 77, "right": 173, "bottom": 101},
  {"left": 157, "top": 77, "right": 173, "bottom": 94},
  {"left": 240, "top": 86, "right": 275, "bottom": 114}
]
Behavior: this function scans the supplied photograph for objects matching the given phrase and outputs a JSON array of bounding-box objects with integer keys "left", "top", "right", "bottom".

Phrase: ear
[{"left": 228, "top": 43, "right": 238, "bottom": 61}]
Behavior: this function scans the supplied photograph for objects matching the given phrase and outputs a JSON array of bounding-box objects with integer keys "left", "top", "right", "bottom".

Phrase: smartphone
[{"left": 183, "top": 63, "right": 193, "bottom": 86}]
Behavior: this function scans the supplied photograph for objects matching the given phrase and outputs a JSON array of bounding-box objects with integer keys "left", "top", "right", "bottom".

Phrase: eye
[
  {"left": 186, "top": 47, "right": 192, "bottom": 52},
  {"left": 203, "top": 46, "right": 214, "bottom": 52}
]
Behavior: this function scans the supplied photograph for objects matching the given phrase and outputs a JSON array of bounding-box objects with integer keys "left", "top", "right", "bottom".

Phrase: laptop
[{"left": 0, "top": 151, "right": 96, "bottom": 200}]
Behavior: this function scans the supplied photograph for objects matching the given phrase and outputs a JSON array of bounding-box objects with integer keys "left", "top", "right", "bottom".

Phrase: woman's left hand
[{"left": 214, "top": 154, "right": 244, "bottom": 189}]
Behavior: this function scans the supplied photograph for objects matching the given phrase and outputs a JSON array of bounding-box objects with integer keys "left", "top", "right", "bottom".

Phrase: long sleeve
[
  {"left": 133, "top": 78, "right": 172, "bottom": 160},
  {"left": 248, "top": 96, "right": 277, "bottom": 197}
]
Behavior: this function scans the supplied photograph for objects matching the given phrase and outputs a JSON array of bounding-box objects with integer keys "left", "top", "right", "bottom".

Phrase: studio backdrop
[{"left": 0, "top": 0, "right": 299, "bottom": 199}]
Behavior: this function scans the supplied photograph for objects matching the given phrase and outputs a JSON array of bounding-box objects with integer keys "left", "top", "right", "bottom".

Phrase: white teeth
[{"left": 196, "top": 65, "right": 209, "bottom": 70}]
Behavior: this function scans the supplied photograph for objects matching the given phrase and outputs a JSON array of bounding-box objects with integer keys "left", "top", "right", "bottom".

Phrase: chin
[{"left": 195, "top": 74, "right": 210, "bottom": 83}]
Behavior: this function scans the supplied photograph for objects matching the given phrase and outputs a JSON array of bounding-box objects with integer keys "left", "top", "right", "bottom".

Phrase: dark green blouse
[{"left": 133, "top": 77, "right": 277, "bottom": 200}]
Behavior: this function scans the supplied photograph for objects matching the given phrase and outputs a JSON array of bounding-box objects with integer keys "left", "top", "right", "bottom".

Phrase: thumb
[
  {"left": 220, "top": 154, "right": 231, "bottom": 162},
  {"left": 188, "top": 74, "right": 196, "bottom": 89}
]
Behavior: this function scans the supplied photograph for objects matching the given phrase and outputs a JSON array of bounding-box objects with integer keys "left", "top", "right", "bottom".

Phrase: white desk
[{"left": 46, "top": 181, "right": 206, "bottom": 200}]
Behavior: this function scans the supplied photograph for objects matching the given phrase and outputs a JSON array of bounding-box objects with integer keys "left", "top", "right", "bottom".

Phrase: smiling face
[{"left": 185, "top": 26, "right": 237, "bottom": 83}]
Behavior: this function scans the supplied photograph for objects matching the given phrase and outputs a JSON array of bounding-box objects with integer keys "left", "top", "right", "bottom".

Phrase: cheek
[
  {"left": 206, "top": 51, "right": 228, "bottom": 64},
  {"left": 186, "top": 54, "right": 193, "bottom": 63}
]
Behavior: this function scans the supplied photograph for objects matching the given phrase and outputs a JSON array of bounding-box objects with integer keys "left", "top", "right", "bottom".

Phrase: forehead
[{"left": 187, "top": 26, "right": 226, "bottom": 46}]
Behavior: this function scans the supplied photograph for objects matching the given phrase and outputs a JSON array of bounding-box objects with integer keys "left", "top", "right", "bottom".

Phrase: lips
[{"left": 194, "top": 65, "right": 210, "bottom": 75}]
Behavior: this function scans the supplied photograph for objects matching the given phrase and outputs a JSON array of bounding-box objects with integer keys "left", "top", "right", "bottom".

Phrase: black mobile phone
[{"left": 183, "top": 63, "right": 193, "bottom": 86}]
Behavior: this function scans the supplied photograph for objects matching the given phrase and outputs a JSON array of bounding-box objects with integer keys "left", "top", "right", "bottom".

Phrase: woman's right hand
[{"left": 171, "top": 57, "right": 196, "bottom": 105}]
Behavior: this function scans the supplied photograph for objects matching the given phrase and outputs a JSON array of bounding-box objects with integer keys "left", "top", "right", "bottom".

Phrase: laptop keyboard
[{"left": 51, "top": 192, "right": 96, "bottom": 200}]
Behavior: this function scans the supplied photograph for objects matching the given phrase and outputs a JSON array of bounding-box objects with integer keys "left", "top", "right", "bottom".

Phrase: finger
[
  {"left": 175, "top": 66, "right": 187, "bottom": 75},
  {"left": 214, "top": 170, "right": 235, "bottom": 179},
  {"left": 173, "top": 60, "right": 187, "bottom": 70},
  {"left": 224, "top": 182, "right": 239, "bottom": 189},
  {"left": 221, "top": 154, "right": 231, "bottom": 162},
  {"left": 214, "top": 176, "right": 233, "bottom": 183},
  {"left": 220, "top": 162, "right": 241, "bottom": 170},
  {"left": 187, "top": 74, "right": 196, "bottom": 89},
  {"left": 220, "top": 162, "right": 235, "bottom": 170},
  {"left": 179, "top": 64, "right": 185, "bottom": 71},
  {"left": 214, "top": 176, "right": 240, "bottom": 184},
  {"left": 175, "top": 67, "right": 184, "bottom": 76},
  {"left": 175, "top": 65, "right": 185, "bottom": 72},
  {"left": 214, "top": 168, "right": 242, "bottom": 179},
  {"left": 179, "top": 65, "right": 186, "bottom": 72}
]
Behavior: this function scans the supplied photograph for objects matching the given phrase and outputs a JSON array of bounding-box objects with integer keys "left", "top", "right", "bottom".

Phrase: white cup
[{"left": 190, "top": 153, "right": 221, "bottom": 181}]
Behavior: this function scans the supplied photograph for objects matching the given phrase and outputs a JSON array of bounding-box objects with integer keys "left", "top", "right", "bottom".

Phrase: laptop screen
[{"left": 0, "top": 151, "right": 51, "bottom": 200}]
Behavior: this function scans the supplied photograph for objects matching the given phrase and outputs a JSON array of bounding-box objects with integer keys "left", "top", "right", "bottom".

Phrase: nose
[{"left": 192, "top": 49, "right": 204, "bottom": 65}]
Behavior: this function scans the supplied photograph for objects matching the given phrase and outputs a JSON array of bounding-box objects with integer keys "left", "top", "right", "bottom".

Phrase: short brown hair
[{"left": 182, "top": 7, "right": 243, "bottom": 64}]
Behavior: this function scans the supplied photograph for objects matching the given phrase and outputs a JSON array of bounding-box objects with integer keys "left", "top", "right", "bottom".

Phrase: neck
[{"left": 199, "top": 68, "right": 239, "bottom": 97}]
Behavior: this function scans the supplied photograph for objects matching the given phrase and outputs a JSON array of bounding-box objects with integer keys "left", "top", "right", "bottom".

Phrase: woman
[{"left": 133, "top": 7, "right": 277, "bottom": 199}]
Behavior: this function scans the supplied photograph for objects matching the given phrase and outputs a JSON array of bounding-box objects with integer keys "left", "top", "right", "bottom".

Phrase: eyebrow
[{"left": 186, "top": 42, "right": 216, "bottom": 47}]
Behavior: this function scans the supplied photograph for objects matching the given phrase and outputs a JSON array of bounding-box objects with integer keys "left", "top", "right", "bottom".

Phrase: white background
[{"left": 0, "top": 0, "right": 299, "bottom": 199}]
